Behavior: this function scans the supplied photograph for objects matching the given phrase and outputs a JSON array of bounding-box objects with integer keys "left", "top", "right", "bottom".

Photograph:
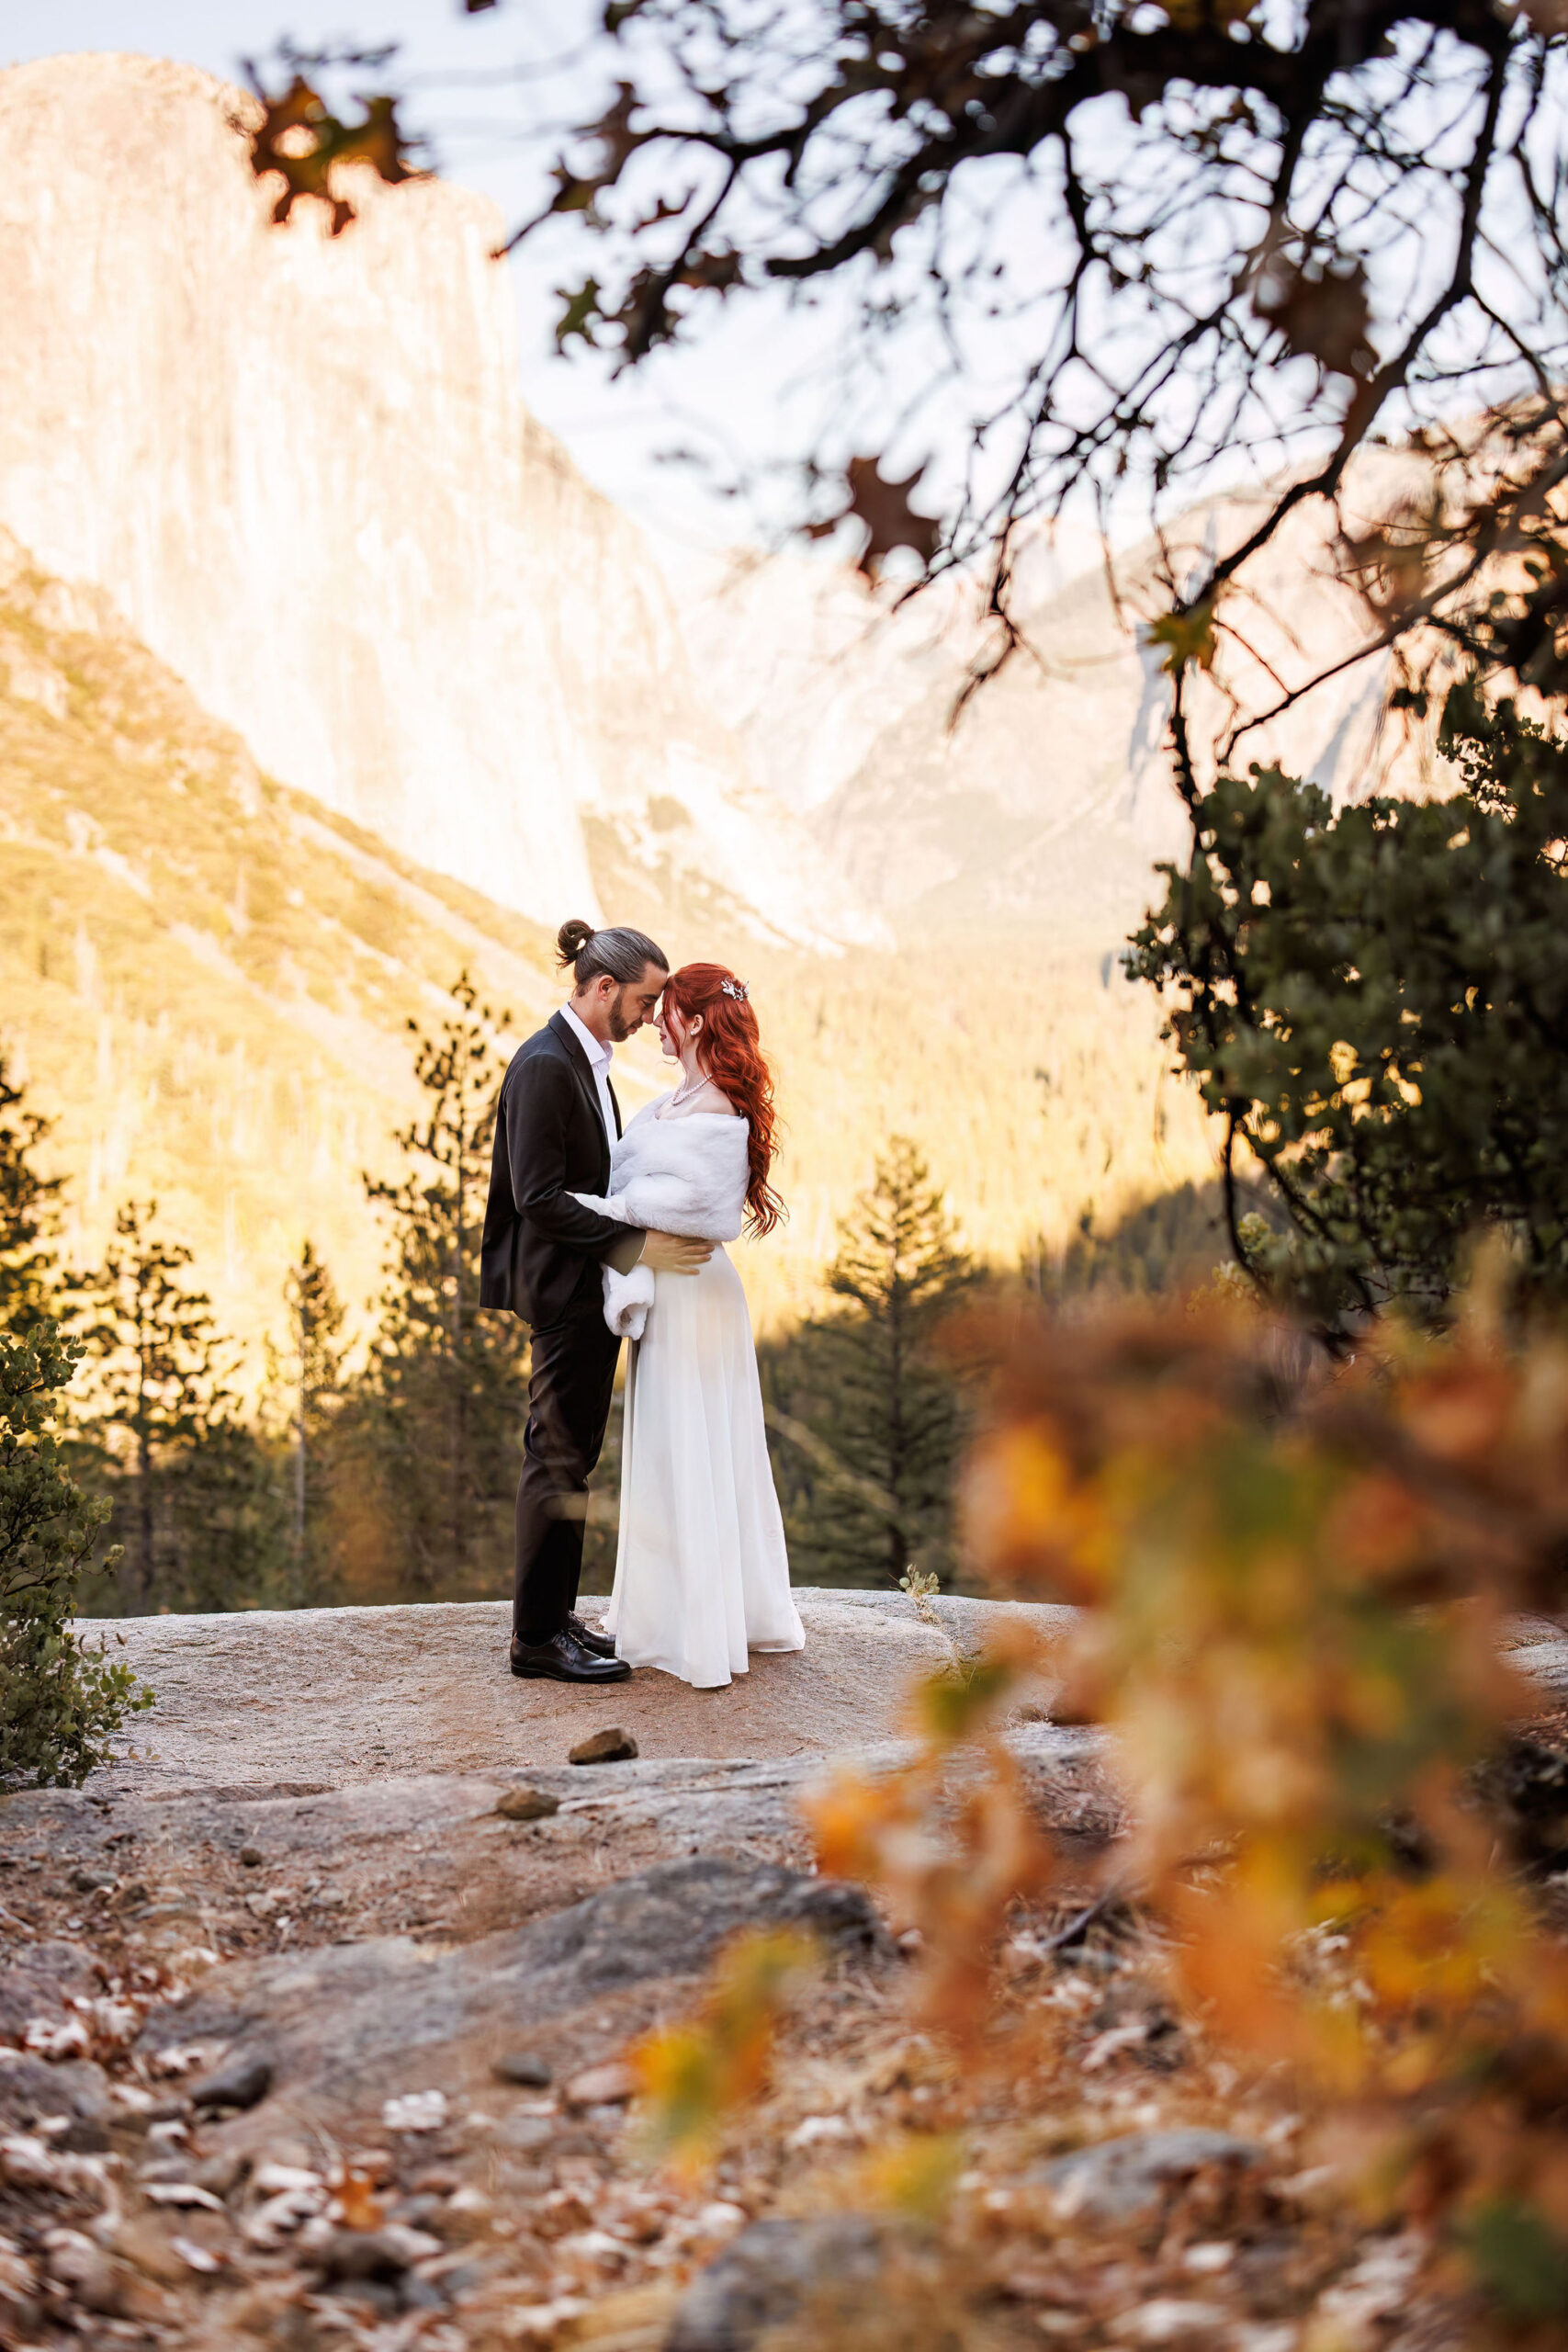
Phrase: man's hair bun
[
  {"left": 556, "top": 918, "right": 596, "bottom": 970},
  {"left": 556, "top": 919, "right": 669, "bottom": 988}
]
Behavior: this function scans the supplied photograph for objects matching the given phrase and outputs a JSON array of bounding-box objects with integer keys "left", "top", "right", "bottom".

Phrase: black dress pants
[{"left": 513, "top": 1303, "right": 622, "bottom": 1640}]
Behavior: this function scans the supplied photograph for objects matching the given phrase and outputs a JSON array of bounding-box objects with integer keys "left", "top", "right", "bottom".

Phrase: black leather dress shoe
[
  {"left": 566, "top": 1611, "right": 618, "bottom": 1660},
  {"left": 510, "top": 1628, "right": 630, "bottom": 1683}
]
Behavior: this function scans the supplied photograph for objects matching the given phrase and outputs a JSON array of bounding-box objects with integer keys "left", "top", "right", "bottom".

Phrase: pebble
[
  {"left": 491, "top": 2052, "right": 553, "bottom": 2087},
  {"left": 382, "top": 2089, "right": 449, "bottom": 2133},
  {"left": 238, "top": 1847, "right": 264, "bottom": 1868},
  {"left": 494, "top": 1786, "right": 560, "bottom": 1822},
  {"left": 498, "top": 2113, "right": 555, "bottom": 2153},
  {"left": 563, "top": 2060, "right": 637, "bottom": 2109},
  {"left": 188, "top": 2052, "right": 273, "bottom": 2112},
  {"left": 1108, "top": 2301, "right": 1233, "bottom": 2345},
  {"left": 569, "top": 1728, "right": 638, "bottom": 1766},
  {"left": 1032, "top": 2129, "right": 1262, "bottom": 2224}
]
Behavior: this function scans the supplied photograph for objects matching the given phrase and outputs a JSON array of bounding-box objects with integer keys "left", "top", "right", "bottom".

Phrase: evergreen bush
[
  {"left": 1129, "top": 686, "right": 1568, "bottom": 1343},
  {"left": 1, "top": 1319, "right": 150, "bottom": 1786}
]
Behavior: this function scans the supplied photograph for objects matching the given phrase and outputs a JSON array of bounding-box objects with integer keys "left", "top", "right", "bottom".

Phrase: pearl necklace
[{"left": 668, "top": 1069, "right": 708, "bottom": 1111}]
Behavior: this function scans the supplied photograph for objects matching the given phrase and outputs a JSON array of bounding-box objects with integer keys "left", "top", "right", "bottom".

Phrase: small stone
[
  {"left": 498, "top": 2113, "right": 555, "bottom": 2153},
  {"left": 669, "top": 2217, "right": 887, "bottom": 2352},
  {"left": 382, "top": 2089, "right": 448, "bottom": 2134},
  {"left": 569, "top": 1728, "right": 638, "bottom": 1766},
  {"left": 563, "top": 2060, "right": 637, "bottom": 2110},
  {"left": 141, "top": 2181, "right": 226, "bottom": 2212},
  {"left": 313, "top": 2228, "right": 413, "bottom": 2281},
  {"left": 1109, "top": 2300, "right": 1234, "bottom": 2345},
  {"left": 244, "top": 1892, "right": 276, "bottom": 1920},
  {"left": 1033, "top": 2129, "right": 1262, "bottom": 2225},
  {"left": 492, "top": 2052, "right": 553, "bottom": 2087},
  {"left": 188, "top": 2052, "right": 273, "bottom": 2112},
  {"left": 494, "top": 1786, "right": 560, "bottom": 1822},
  {"left": 238, "top": 1847, "right": 264, "bottom": 1868},
  {"left": 168, "top": 2236, "right": 224, "bottom": 2275}
]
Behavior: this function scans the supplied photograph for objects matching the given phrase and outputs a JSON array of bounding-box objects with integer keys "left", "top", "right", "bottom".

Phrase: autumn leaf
[
  {"left": 1145, "top": 599, "right": 1221, "bottom": 676},
  {"left": 553, "top": 278, "right": 604, "bottom": 353},
  {"left": 818, "top": 455, "right": 943, "bottom": 581},
  {"left": 244, "top": 74, "right": 421, "bottom": 236},
  {"left": 1253, "top": 255, "right": 1375, "bottom": 380},
  {"left": 632, "top": 1928, "right": 818, "bottom": 2176}
]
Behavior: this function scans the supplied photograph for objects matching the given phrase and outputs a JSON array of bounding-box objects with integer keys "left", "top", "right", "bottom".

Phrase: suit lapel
[
  {"left": 548, "top": 1011, "right": 614, "bottom": 1187},
  {"left": 607, "top": 1077, "right": 623, "bottom": 1141}
]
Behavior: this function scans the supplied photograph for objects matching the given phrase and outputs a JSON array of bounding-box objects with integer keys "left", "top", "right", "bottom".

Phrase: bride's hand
[{"left": 642, "top": 1232, "right": 715, "bottom": 1275}]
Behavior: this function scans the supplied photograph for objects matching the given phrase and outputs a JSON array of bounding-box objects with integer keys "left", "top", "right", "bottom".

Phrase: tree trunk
[{"left": 135, "top": 1414, "right": 154, "bottom": 1605}]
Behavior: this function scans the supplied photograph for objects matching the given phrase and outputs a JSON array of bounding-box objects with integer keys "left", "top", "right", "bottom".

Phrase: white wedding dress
[{"left": 571, "top": 1097, "right": 805, "bottom": 1688}]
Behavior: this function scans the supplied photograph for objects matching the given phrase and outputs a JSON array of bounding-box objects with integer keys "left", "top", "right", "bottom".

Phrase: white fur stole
[{"left": 571, "top": 1098, "right": 750, "bottom": 1339}]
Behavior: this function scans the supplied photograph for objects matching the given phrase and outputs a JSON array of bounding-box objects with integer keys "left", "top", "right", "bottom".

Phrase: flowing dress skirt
[{"left": 602, "top": 1245, "right": 805, "bottom": 1688}]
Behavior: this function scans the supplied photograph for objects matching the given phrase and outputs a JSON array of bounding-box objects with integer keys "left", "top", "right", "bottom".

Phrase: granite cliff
[
  {"left": 0, "top": 51, "right": 866, "bottom": 948},
  {"left": 668, "top": 466, "right": 1444, "bottom": 949}
]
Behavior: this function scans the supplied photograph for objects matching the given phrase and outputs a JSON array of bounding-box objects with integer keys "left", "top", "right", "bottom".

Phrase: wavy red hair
[{"left": 663, "top": 964, "right": 784, "bottom": 1236}]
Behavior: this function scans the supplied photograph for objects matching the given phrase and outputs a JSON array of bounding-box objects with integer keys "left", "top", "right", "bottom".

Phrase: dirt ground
[
  {"left": 81, "top": 1591, "right": 1077, "bottom": 1796},
  {"left": 2, "top": 1603, "right": 1563, "bottom": 2350}
]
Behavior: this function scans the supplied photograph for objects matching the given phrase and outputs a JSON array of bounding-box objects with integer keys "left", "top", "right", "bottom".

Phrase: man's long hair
[{"left": 663, "top": 964, "right": 784, "bottom": 1237}]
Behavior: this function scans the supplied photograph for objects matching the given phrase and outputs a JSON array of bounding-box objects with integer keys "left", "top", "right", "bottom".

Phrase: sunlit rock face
[
  {"left": 668, "top": 477, "right": 1447, "bottom": 948},
  {"left": 0, "top": 51, "right": 866, "bottom": 943},
  {"left": 667, "top": 537, "right": 1196, "bottom": 948}
]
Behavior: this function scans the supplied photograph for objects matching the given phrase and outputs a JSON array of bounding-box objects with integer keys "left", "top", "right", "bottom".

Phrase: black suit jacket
[{"left": 479, "top": 1012, "right": 643, "bottom": 1328}]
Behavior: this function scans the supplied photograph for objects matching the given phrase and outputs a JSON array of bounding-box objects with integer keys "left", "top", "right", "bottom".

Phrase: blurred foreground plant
[
  {"left": 792, "top": 1293, "right": 1568, "bottom": 2331},
  {"left": 632, "top": 1928, "right": 818, "bottom": 2180}
]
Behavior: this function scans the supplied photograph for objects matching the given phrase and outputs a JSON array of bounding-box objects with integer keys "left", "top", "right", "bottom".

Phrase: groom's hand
[{"left": 642, "top": 1231, "right": 714, "bottom": 1275}]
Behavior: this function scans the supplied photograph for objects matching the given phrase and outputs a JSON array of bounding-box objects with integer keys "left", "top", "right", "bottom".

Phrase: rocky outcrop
[
  {"left": 0, "top": 53, "right": 865, "bottom": 944},
  {"left": 73, "top": 1589, "right": 1084, "bottom": 1792}
]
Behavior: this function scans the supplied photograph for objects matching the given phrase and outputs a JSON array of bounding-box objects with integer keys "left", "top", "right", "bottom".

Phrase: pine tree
[
  {"left": 267, "top": 1239, "right": 347, "bottom": 1604},
  {"left": 362, "top": 975, "right": 530, "bottom": 1591},
  {"left": 78, "top": 1201, "right": 244, "bottom": 1606},
  {"left": 764, "top": 1138, "right": 977, "bottom": 1589},
  {"left": 0, "top": 1053, "right": 68, "bottom": 1337}
]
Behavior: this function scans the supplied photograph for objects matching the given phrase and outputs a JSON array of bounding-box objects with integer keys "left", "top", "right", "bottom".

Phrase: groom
[{"left": 479, "top": 920, "right": 713, "bottom": 1684}]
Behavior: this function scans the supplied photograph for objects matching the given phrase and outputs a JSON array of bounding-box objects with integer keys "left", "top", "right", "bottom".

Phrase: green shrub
[
  {"left": 1129, "top": 686, "right": 1568, "bottom": 1342},
  {"left": 1, "top": 1320, "right": 151, "bottom": 1786}
]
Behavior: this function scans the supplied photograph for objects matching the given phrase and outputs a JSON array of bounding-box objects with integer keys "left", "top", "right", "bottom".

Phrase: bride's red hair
[{"left": 664, "top": 964, "right": 784, "bottom": 1236}]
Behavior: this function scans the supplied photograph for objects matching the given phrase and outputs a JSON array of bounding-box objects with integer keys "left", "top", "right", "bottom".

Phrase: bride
[{"left": 570, "top": 963, "right": 805, "bottom": 1688}]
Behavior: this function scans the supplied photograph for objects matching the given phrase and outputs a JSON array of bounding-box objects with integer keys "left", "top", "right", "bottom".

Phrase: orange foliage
[{"left": 812, "top": 1291, "right": 1568, "bottom": 2316}]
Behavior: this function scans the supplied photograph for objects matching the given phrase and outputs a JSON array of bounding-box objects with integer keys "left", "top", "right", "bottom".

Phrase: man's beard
[{"left": 607, "top": 998, "right": 637, "bottom": 1044}]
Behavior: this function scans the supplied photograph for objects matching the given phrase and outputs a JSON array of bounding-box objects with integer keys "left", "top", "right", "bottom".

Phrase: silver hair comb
[{"left": 720, "top": 977, "right": 749, "bottom": 1002}]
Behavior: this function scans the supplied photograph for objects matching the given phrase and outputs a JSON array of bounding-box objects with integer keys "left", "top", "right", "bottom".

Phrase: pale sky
[{"left": 0, "top": 0, "right": 886, "bottom": 557}]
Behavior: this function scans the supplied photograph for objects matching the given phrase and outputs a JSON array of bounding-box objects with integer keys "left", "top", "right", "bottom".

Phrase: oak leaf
[
  {"left": 824, "top": 456, "right": 942, "bottom": 581},
  {"left": 1145, "top": 600, "right": 1221, "bottom": 676},
  {"left": 1254, "top": 256, "right": 1375, "bottom": 380}
]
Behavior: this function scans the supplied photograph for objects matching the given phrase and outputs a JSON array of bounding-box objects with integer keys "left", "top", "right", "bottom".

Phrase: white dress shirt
[{"left": 559, "top": 1001, "right": 617, "bottom": 1149}]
